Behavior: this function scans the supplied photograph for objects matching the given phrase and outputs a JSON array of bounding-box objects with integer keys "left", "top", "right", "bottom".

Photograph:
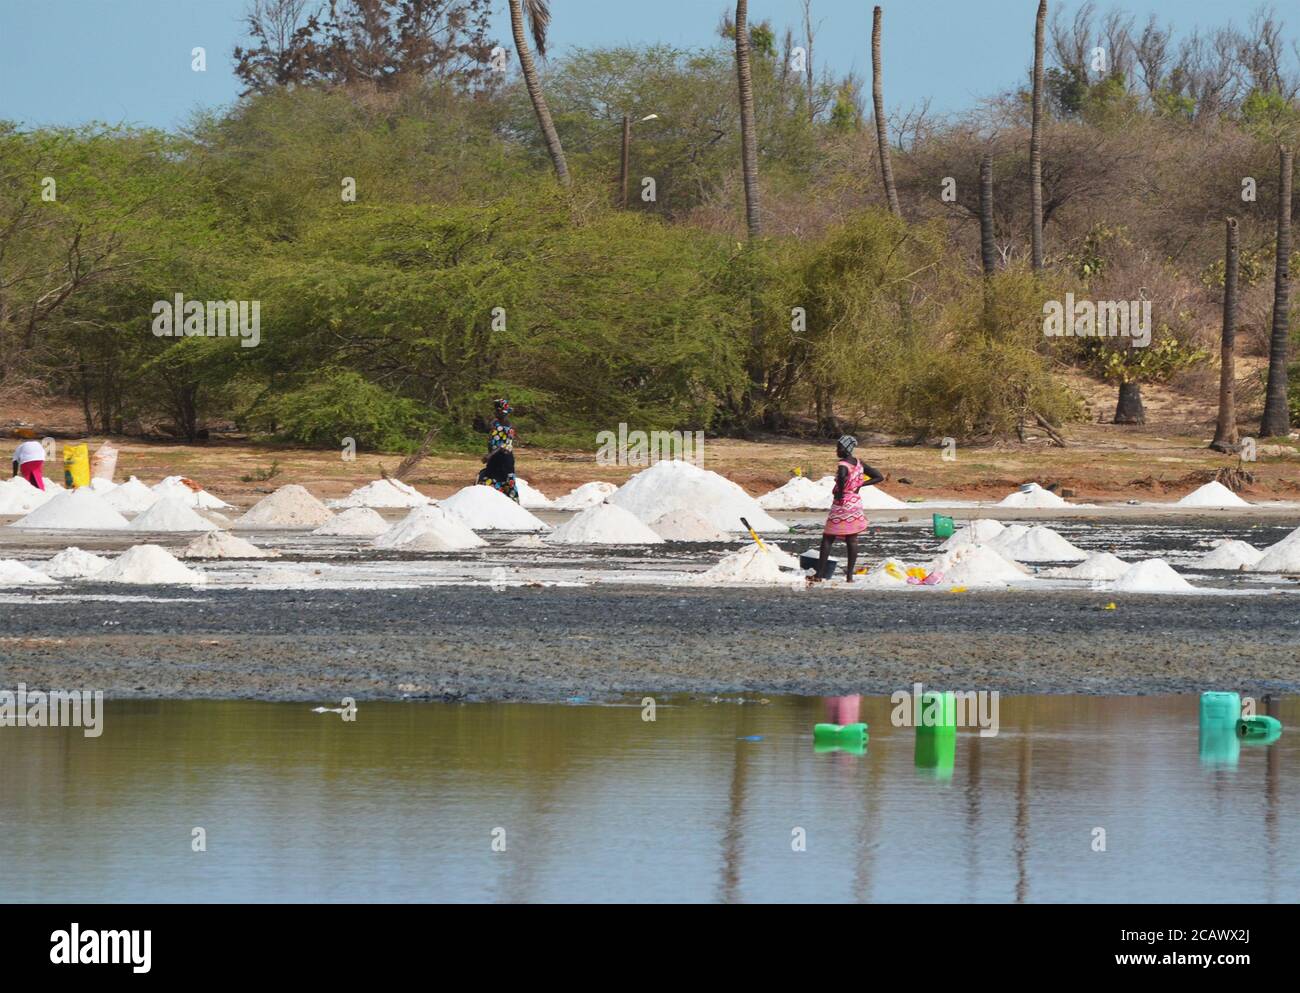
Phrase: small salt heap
[
  {"left": 0, "top": 477, "right": 55, "bottom": 515},
  {"left": 97, "top": 544, "right": 207, "bottom": 585},
  {"left": 152, "top": 476, "right": 231, "bottom": 509},
  {"left": 516, "top": 479, "right": 554, "bottom": 509},
  {"left": 103, "top": 476, "right": 159, "bottom": 514},
  {"left": 327, "top": 478, "right": 430, "bottom": 509},
  {"left": 129, "top": 496, "right": 219, "bottom": 532},
  {"left": 858, "top": 557, "right": 912, "bottom": 587},
  {"left": 0, "top": 559, "right": 58, "bottom": 585},
  {"left": 1199, "top": 540, "right": 1263, "bottom": 571},
  {"left": 939, "top": 519, "right": 1006, "bottom": 551},
  {"left": 1110, "top": 559, "right": 1195, "bottom": 593},
  {"left": 997, "top": 482, "right": 1068, "bottom": 508},
  {"left": 551, "top": 481, "right": 618, "bottom": 511},
  {"left": 609, "top": 460, "right": 786, "bottom": 532},
  {"left": 857, "top": 485, "right": 908, "bottom": 509},
  {"left": 312, "top": 507, "right": 390, "bottom": 537},
  {"left": 695, "top": 543, "right": 802, "bottom": 586},
  {"left": 373, "top": 505, "right": 486, "bottom": 552},
  {"left": 758, "top": 476, "right": 832, "bottom": 511},
  {"left": 546, "top": 504, "right": 664, "bottom": 545},
  {"left": 441, "top": 485, "right": 550, "bottom": 531},
  {"left": 9, "top": 489, "right": 130, "bottom": 530},
  {"left": 184, "top": 530, "right": 278, "bottom": 559},
  {"left": 996, "top": 525, "right": 1088, "bottom": 562},
  {"left": 1045, "top": 551, "right": 1130, "bottom": 581},
  {"left": 1248, "top": 536, "right": 1300, "bottom": 575},
  {"left": 43, "top": 547, "right": 111, "bottom": 579},
  {"left": 988, "top": 524, "right": 1030, "bottom": 550},
  {"left": 927, "top": 544, "right": 1031, "bottom": 586},
  {"left": 1176, "top": 481, "right": 1250, "bottom": 509},
  {"left": 650, "top": 509, "right": 729, "bottom": 542},
  {"left": 234, "top": 485, "right": 334, "bottom": 529}
]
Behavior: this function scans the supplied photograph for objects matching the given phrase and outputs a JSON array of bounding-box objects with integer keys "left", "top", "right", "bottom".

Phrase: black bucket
[{"left": 800, "top": 551, "right": 839, "bottom": 580}]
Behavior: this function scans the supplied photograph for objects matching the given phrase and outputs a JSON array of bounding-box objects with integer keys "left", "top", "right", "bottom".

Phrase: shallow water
[{"left": 1, "top": 695, "right": 1295, "bottom": 903}]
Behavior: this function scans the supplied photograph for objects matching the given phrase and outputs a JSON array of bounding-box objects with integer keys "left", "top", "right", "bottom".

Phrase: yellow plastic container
[{"left": 63, "top": 443, "right": 90, "bottom": 489}]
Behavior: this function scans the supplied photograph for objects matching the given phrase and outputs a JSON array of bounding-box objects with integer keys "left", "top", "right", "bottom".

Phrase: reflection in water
[{"left": 0, "top": 695, "right": 1296, "bottom": 903}]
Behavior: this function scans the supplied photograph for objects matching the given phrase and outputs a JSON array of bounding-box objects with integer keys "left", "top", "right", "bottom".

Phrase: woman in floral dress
[
  {"left": 812, "top": 435, "right": 884, "bottom": 583},
  {"left": 478, "top": 398, "right": 519, "bottom": 502}
]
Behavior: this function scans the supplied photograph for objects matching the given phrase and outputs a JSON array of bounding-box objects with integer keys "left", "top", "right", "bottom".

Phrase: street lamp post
[{"left": 619, "top": 113, "right": 659, "bottom": 208}]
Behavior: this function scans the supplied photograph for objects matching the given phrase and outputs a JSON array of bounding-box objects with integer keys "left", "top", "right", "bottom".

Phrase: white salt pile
[
  {"left": 551, "top": 481, "right": 618, "bottom": 511},
  {"left": 928, "top": 544, "right": 1032, "bottom": 586},
  {"left": 1200, "top": 540, "right": 1263, "bottom": 571},
  {"left": 1110, "top": 559, "right": 1195, "bottom": 593},
  {"left": 1176, "top": 480, "right": 1250, "bottom": 508},
  {"left": 184, "top": 530, "right": 278, "bottom": 559},
  {"left": 857, "top": 485, "right": 907, "bottom": 509},
  {"left": 1045, "top": 551, "right": 1131, "bottom": 581},
  {"left": 988, "top": 524, "right": 1030, "bottom": 550},
  {"left": 97, "top": 544, "right": 207, "bottom": 585},
  {"left": 0, "top": 477, "right": 55, "bottom": 515},
  {"left": 102, "top": 476, "right": 159, "bottom": 514},
  {"left": 234, "top": 485, "right": 334, "bottom": 529},
  {"left": 312, "top": 507, "right": 390, "bottom": 537},
  {"left": 546, "top": 504, "right": 664, "bottom": 545},
  {"left": 373, "top": 505, "right": 486, "bottom": 552},
  {"left": 997, "top": 482, "right": 1068, "bottom": 508},
  {"left": 128, "top": 497, "right": 219, "bottom": 532},
  {"left": 609, "top": 460, "right": 786, "bottom": 533},
  {"left": 759, "top": 476, "right": 832, "bottom": 510},
  {"left": 153, "top": 476, "right": 231, "bottom": 509},
  {"left": 695, "top": 543, "right": 802, "bottom": 586},
  {"left": 507, "top": 534, "right": 548, "bottom": 549},
  {"left": 327, "top": 478, "right": 430, "bottom": 509},
  {"left": 858, "top": 558, "right": 911, "bottom": 587},
  {"left": 815, "top": 475, "right": 836, "bottom": 489},
  {"left": 88, "top": 477, "right": 117, "bottom": 493},
  {"left": 43, "top": 547, "right": 111, "bottom": 579},
  {"left": 997, "top": 525, "right": 1088, "bottom": 562},
  {"left": 1248, "top": 539, "right": 1300, "bottom": 575},
  {"left": 938, "top": 519, "right": 1006, "bottom": 551},
  {"left": 442, "top": 485, "right": 550, "bottom": 531},
  {"left": 10, "top": 489, "right": 130, "bottom": 530},
  {"left": 516, "top": 479, "right": 554, "bottom": 509},
  {"left": 650, "top": 509, "right": 729, "bottom": 542},
  {"left": 0, "top": 559, "right": 58, "bottom": 585}
]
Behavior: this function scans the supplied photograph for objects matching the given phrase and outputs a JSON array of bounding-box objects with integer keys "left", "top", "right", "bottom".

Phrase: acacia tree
[
  {"left": 871, "top": 6, "right": 900, "bottom": 216},
  {"left": 509, "top": 0, "right": 570, "bottom": 186},
  {"left": 1211, "top": 217, "right": 1240, "bottom": 451},
  {"left": 1030, "top": 0, "right": 1047, "bottom": 272},
  {"left": 1260, "top": 146, "right": 1293, "bottom": 437}
]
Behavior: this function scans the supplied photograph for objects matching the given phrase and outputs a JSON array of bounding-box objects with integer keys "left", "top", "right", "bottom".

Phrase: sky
[{"left": 0, "top": 0, "right": 1282, "bottom": 131}]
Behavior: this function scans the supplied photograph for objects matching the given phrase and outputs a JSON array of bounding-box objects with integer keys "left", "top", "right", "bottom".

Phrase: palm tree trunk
[
  {"left": 871, "top": 6, "right": 900, "bottom": 217},
  {"left": 509, "top": 0, "right": 570, "bottom": 187},
  {"left": 1030, "top": 0, "right": 1047, "bottom": 273},
  {"left": 1260, "top": 146, "right": 1293, "bottom": 438},
  {"left": 1211, "top": 217, "right": 1241, "bottom": 452},
  {"left": 980, "top": 151, "right": 996, "bottom": 329},
  {"left": 735, "top": 0, "right": 761, "bottom": 239}
]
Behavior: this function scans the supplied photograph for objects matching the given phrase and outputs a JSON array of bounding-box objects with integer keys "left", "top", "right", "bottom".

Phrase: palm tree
[
  {"left": 1260, "top": 146, "right": 1293, "bottom": 438},
  {"left": 979, "top": 151, "right": 996, "bottom": 328},
  {"left": 872, "top": 7, "right": 900, "bottom": 217},
  {"left": 1211, "top": 217, "right": 1240, "bottom": 452},
  {"left": 1029, "top": 0, "right": 1047, "bottom": 273},
  {"left": 509, "top": 0, "right": 570, "bottom": 187},
  {"left": 735, "top": 0, "right": 761, "bottom": 238}
]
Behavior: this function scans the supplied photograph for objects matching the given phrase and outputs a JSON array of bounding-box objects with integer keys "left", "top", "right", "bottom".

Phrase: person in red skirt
[{"left": 811, "top": 435, "right": 884, "bottom": 583}]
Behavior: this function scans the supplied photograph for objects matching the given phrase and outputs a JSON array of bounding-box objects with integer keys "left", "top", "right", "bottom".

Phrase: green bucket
[{"left": 932, "top": 514, "right": 955, "bottom": 539}]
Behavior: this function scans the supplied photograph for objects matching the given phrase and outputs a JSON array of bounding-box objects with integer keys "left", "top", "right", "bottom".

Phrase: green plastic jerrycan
[
  {"left": 1237, "top": 715, "right": 1283, "bottom": 743},
  {"left": 932, "top": 514, "right": 955, "bottom": 539},
  {"left": 915, "top": 729, "right": 956, "bottom": 780},
  {"left": 1199, "top": 691, "right": 1240, "bottom": 733},
  {"left": 813, "top": 723, "right": 868, "bottom": 752},
  {"left": 916, "top": 690, "right": 957, "bottom": 733}
]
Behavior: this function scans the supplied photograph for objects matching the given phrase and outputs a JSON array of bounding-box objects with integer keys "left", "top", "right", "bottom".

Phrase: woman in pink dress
[{"left": 812, "top": 435, "right": 884, "bottom": 583}]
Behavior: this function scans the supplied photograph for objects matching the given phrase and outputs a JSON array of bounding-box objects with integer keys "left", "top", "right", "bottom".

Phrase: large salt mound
[
  {"left": 694, "top": 543, "right": 802, "bottom": 586},
  {"left": 44, "top": 547, "right": 111, "bottom": 579},
  {"left": 516, "top": 479, "right": 554, "bottom": 509},
  {"left": 326, "top": 478, "right": 430, "bottom": 509},
  {"left": 97, "top": 544, "right": 207, "bottom": 585},
  {"left": 312, "top": 507, "right": 390, "bottom": 537},
  {"left": 442, "top": 485, "right": 550, "bottom": 531},
  {"left": 183, "top": 530, "right": 278, "bottom": 559},
  {"left": 939, "top": 519, "right": 1006, "bottom": 551},
  {"left": 0, "top": 559, "right": 58, "bottom": 585},
  {"left": 102, "top": 476, "right": 159, "bottom": 514},
  {"left": 759, "top": 476, "right": 833, "bottom": 510},
  {"left": 234, "top": 485, "right": 334, "bottom": 529},
  {"left": 88, "top": 477, "right": 117, "bottom": 493},
  {"left": 128, "top": 496, "right": 219, "bottom": 532},
  {"left": 988, "top": 524, "right": 1030, "bottom": 550},
  {"left": 10, "top": 489, "right": 130, "bottom": 530},
  {"left": 546, "top": 503, "right": 664, "bottom": 545},
  {"left": 373, "top": 505, "right": 486, "bottom": 551},
  {"left": 650, "top": 509, "right": 729, "bottom": 542},
  {"left": 0, "top": 477, "right": 55, "bottom": 515},
  {"left": 551, "top": 481, "right": 618, "bottom": 511},
  {"left": 996, "top": 525, "right": 1088, "bottom": 562},
  {"left": 1200, "top": 540, "right": 1263, "bottom": 571},
  {"left": 928, "top": 544, "right": 1032, "bottom": 586},
  {"left": 1111, "top": 559, "right": 1195, "bottom": 593},
  {"left": 153, "top": 476, "right": 231, "bottom": 509},
  {"left": 1176, "top": 480, "right": 1250, "bottom": 508},
  {"left": 997, "top": 482, "right": 1068, "bottom": 508},
  {"left": 1248, "top": 539, "right": 1300, "bottom": 575},
  {"left": 609, "top": 460, "right": 786, "bottom": 533},
  {"left": 1045, "top": 551, "right": 1130, "bottom": 581}
]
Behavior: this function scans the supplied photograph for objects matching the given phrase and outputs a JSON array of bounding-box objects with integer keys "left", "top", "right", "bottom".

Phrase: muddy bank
[{"left": 0, "top": 585, "right": 1296, "bottom": 701}]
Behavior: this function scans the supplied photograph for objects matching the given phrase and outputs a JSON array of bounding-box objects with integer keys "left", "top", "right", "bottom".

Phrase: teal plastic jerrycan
[
  {"left": 1238, "top": 715, "right": 1283, "bottom": 743},
  {"left": 1199, "top": 691, "right": 1240, "bottom": 732}
]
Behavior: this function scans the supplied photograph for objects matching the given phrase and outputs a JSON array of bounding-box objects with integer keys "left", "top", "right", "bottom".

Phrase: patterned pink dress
[{"left": 824, "top": 459, "right": 868, "bottom": 536}]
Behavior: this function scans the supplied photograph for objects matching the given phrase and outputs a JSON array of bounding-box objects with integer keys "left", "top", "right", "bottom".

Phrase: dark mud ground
[{"left": 1, "top": 584, "right": 1297, "bottom": 701}]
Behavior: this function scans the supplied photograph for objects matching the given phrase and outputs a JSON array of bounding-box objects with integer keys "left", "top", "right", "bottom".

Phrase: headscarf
[
  {"left": 838, "top": 434, "right": 858, "bottom": 455},
  {"left": 494, "top": 398, "right": 511, "bottom": 417}
]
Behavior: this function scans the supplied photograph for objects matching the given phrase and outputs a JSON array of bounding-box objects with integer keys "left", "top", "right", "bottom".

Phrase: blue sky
[{"left": 0, "top": 0, "right": 1280, "bottom": 130}]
